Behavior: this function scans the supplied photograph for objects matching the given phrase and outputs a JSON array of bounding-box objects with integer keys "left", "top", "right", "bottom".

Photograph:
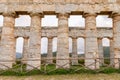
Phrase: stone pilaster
[
  {"left": 47, "top": 37, "right": 53, "bottom": 64},
  {"left": 84, "top": 13, "right": 99, "bottom": 69},
  {"left": 0, "top": 12, "right": 16, "bottom": 69},
  {"left": 22, "top": 37, "right": 29, "bottom": 64},
  {"left": 56, "top": 13, "right": 70, "bottom": 68},
  {"left": 98, "top": 38, "right": 104, "bottom": 66},
  {"left": 72, "top": 37, "right": 78, "bottom": 65},
  {"left": 26, "top": 12, "right": 43, "bottom": 70},
  {"left": 112, "top": 14, "right": 120, "bottom": 69},
  {"left": 110, "top": 39, "right": 114, "bottom": 66}
]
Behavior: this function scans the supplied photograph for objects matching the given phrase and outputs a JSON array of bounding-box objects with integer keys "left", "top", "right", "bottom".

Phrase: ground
[{"left": 0, "top": 74, "right": 120, "bottom": 80}]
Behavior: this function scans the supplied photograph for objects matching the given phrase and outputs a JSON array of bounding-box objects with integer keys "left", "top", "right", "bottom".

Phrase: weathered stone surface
[
  {"left": 47, "top": 37, "right": 53, "bottom": 64},
  {"left": 84, "top": 13, "right": 99, "bottom": 69},
  {"left": 0, "top": 12, "right": 16, "bottom": 69},
  {"left": 26, "top": 13, "right": 42, "bottom": 70},
  {"left": 0, "top": 0, "right": 120, "bottom": 70},
  {"left": 56, "top": 13, "right": 70, "bottom": 68},
  {"left": 110, "top": 39, "right": 114, "bottom": 65},
  {"left": 98, "top": 38, "right": 104, "bottom": 66},
  {"left": 112, "top": 14, "right": 120, "bottom": 69},
  {"left": 0, "top": 27, "right": 112, "bottom": 38},
  {"left": 22, "top": 37, "right": 29, "bottom": 64},
  {"left": 72, "top": 38, "right": 78, "bottom": 65}
]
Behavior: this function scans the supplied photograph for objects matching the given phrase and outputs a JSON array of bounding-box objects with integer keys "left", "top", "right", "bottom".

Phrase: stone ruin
[{"left": 0, "top": 0, "right": 120, "bottom": 70}]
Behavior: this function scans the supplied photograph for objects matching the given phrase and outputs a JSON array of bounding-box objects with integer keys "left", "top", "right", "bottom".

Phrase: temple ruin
[{"left": 0, "top": 0, "right": 120, "bottom": 70}]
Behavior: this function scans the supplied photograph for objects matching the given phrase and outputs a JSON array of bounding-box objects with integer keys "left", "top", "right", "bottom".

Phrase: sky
[{"left": 0, "top": 15, "right": 113, "bottom": 54}]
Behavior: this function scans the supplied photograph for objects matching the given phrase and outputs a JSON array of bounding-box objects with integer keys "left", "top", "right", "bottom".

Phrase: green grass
[{"left": 0, "top": 64, "right": 120, "bottom": 76}]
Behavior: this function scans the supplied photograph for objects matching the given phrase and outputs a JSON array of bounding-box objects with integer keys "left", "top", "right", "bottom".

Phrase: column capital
[
  {"left": 57, "top": 13, "right": 70, "bottom": 19},
  {"left": 111, "top": 13, "right": 120, "bottom": 18},
  {"left": 83, "top": 13, "right": 97, "bottom": 18},
  {"left": 98, "top": 37, "right": 103, "bottom": 40},
  {"left": 24, "top": 37, "right": 29, "bottom": 40},
  {"left": 72, "top": 37, "right": 78, "bottom": 40},
  {"left": 48, "top": 37, "right": 53, "bottom": 39},
  {"left": 29, "top": 12, "right": 44, "bottom": 18},
  {"left": 109, "top": 38, "right": 113, "bottom": 41},
  {"left": 3, "top": 11, "right": 17, "bottom": 17}
]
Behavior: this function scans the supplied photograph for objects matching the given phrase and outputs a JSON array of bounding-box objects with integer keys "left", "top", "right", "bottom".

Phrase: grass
[
  {"left": 0, "top": 64, "right": 120, "bottom": 76},
  {"left": 0, "top": 74, "right": 120, "bottom": 80},
  {"left": 1, "top": 64, "right": 120, "bottom": 80},
  {"left": 0, "top": 59, "right": 119, "bottom": 76}
]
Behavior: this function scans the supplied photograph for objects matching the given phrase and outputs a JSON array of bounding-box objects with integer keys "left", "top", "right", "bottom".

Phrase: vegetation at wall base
[{"left": 0, "top": 64, "right": 120, "bottom": 76}]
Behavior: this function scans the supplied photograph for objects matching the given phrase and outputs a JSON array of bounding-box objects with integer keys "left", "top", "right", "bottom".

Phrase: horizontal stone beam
[
  {"left": 0, "top": 27, "right": 113, "bottom": 38},
  {"left": 0, "top": 2, "right": 119, "bottom": 14}
]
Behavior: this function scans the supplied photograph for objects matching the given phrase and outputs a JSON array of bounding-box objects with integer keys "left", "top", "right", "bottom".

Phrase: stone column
[
  {"left": 27, "top": 13, "right": 43, "bottom": 70},
  {"left": 13, "top": 37, "right": 17, "bottom": 64},
  {"left": 110, "top": 39, "right": 114, "bottom": 66},
  {"left": 112, "top": 14, "right": 120, "bottom": 69},
  {"left": 0, "top": 36, "right": 1, "bottom": 52},
  {"left": 84, "top": 13, "right": 99, "bottom": 69},
  {"left": 0, "top": 12, "right": 16, "bottom": 69},
  {"left": 47, "top": 37, "right": 53, "bottom": 64},
  {"left": 98, "top": 38, "right": 104, "bottom": 66},
  {"left": 72, "top": 37, "right": 78, "bottom": 65},
  {"left": 56, "top": 13, "right": 70, "bottom": 68},
  {"left": 22, "top": 37, "right": 29, "bottom": 64}
]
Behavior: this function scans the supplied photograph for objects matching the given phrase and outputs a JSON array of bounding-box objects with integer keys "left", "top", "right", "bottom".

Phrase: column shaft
[
  {"left": 98, "top": 38, "right": 104, "bottom": 65},
  {"left": 0, "top": 36, "right": 1, "bottom": 52},
  {"left": 56, "top": 13, "right": 70, "bottom": 68},
  {"left": 47, "top": 38, "right": 53, "bottom": 64},
  {"left": 110, "top": 39, "right": 114, "bottom": 66},
  {"left": 113, "top": 14, "right": 120, "bottom": 69},
  {"left": 27, "top": 13, "right": 42, "bottom": 70},
  {"left": 13, "top": 38, "right": 16, "bottom": 64},
  {"left": 0, "top": 12, "right": 16, "bottom": 69},
  {"left": 72, "top": 38, "right": 78, "bottom": 65},
  {"left": 84, "top": 13, "right": 99, "bottom": 69},
  {"left": 22, "top": 37, "right": 28, "bottom": 64}
]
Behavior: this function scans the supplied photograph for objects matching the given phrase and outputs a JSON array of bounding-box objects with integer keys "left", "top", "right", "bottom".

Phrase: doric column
[
  {"left": 47, "top": 37, "right": 53, "bottom": 64},
  {"left": 27, "top": 12, "right": 43, "bottom": 70},
  {"left": 112, "top": 14, "right": 120, "bottom": 69},
  {"left": 56, "top": 13, "right": 70, "bottom": 68},
  {"left": 98, "top": 38, "right": 104, "bottom": 66},
  {"left": 0, "top": 36, "right": 1, "bottom": 52},
  {"left": 72, "top": 37, "right": 78, "bottom": 65},
  {"left": 13, "top": 37, "right": 17, "bottom": 64},
  {"left": 22, "top": 37, "right": 29, "bottom": 64},
  {"left": 110, "top": 39, "right": 114, "bottom": 66},
  {"left": 0, "top": 12, "right": 16, "bottom": 69},
  {"left": 84, "top": 13, "right": 99, "bottom": 69}
]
